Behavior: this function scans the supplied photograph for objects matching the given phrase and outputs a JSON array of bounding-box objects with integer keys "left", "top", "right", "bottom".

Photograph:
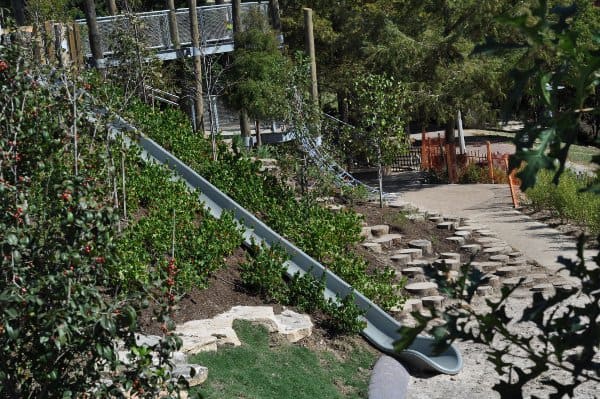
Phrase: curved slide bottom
[{"left": 131, "top": 132, "right": 463, "bottom": 375}]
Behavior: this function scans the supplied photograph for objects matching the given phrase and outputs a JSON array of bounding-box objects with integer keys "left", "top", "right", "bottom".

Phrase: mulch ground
[{"left": 139, "top": 200, "right": 486, "bottom": 355}]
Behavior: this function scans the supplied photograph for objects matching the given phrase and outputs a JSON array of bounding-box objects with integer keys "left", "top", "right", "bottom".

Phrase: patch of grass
[
  {"left": 567, "top": 144, "right": 600, "bottom": 166},
  {"left": 191, "top": 321, "right": 376, "bottom": 399}
]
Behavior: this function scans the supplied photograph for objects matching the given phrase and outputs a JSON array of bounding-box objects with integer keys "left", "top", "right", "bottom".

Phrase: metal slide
[{"left": 124, "top": 127, "right": 462, "bottom": 374}]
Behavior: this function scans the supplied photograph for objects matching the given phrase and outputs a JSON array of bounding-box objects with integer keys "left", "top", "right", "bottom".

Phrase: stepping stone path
[
  {"left": 372, "top": 234, "right": 403, "bottom": 248},
  {"left": 476, "top": 285, "right": 494, "bottom": 296},
  {"left": 531, "top": 283, "right": 554, "bottom": 293},
  {"left": 471, "top": 261, "right": 503, "bottom": 273},
  {"left": 408, "top": 239, "right": 433, "bottom": 255}
]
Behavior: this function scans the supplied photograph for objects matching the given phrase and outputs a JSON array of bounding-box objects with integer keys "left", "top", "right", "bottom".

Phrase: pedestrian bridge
[{"left": 76, "top": 2, "right": 268, "bottom": 60}]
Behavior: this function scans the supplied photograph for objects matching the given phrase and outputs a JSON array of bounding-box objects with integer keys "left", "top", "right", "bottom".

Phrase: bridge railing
[{"left": 76, "top": 2, "right": 268, "bottom": 58}]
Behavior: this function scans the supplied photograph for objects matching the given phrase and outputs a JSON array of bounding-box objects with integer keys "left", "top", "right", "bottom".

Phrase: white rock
[
  {"left": 370, "top": 224, "right": 390, "bottom": 237},
  {"left": 172, "top": 364, "right": 208, "bottom": 386},
  {"left": 274, "top": 310, "right": 313, "bottom": 343}
]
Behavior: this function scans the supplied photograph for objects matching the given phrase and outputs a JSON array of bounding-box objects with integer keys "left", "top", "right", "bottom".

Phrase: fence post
[
  {"left": 504, "top": 156, "right": 519, "bottom": 208},
  {"left": 486, "top": 141, "right": 494, "bottom": 183},
  {"left": 44, "top": 20, "right": 56, "bottom": 64},
  {"left": 421, "top": 129, "right": 427, "bottom": 170}
]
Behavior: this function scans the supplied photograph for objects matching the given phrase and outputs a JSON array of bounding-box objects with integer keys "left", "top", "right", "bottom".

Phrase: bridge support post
[
  {"left": 108, "top": 0, "right": 118, "bottom": 16},
  {"left": 232, "top": 0, "right": 252, "bottom": 146},
  {"left": 167, "top": 0, "right": 180, "bottom": 50},
  {"left": 83, "top": 0, "right": 105, "bottom": 71},
  {"left": 303, "top": 8, "right": 319, "bottom": 107},
  {"left": 188, "top": 0, "right": 204, "bottom": 133}
]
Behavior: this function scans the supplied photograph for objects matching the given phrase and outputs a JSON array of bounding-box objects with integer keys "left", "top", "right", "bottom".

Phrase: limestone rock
[
  {"left": 476, "top": 285, "right": 494, "bottom": 296},
  {"left": 432, "top": 258, "right": 460, "bottom": 271},
  {"left": 172, "top": 364, "right": 208, "bottom": 386},
  {"left": 445, "top": 236, "right": 466, "bottom": 245},
  {"left": 390, "top": 253, "right": 412, "bottom": 266},
  {"left": 274, "top": 310, "right": 313, "bottom": 343},
  {"left": 436, "top": 221, "right": 455, "bottom": 230},
  {"left": 460, "top": 244, "right": 482, "bottom": 254},
  {"left": 361, "top": 242, "right": 382, "bottom": 253},
  {"left": 370, "top": 225, "right": 390, "bottom": 237},
  {"left": 422, "top": 296, "right": 445, "bottom": 310},
  {"left": 408, "top": 239, "right": 433, "bottom": 255},
  {"left": 405, "top": 282, "right": 438, "bottom": 297},
  {"left": 396, "top": 248, "right": 423, "bottom": 260}
]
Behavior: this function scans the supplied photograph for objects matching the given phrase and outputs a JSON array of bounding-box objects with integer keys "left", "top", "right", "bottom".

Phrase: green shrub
[
  {"left": 525, "top": 169, "right": 600, "bottom": 233},
  {"left": 287, "top": 271, "right": 326, "bottom": 313},
  {"left": 324, "top": 293, "right": 368, "bottom": 335},
  {"left": 240, "top": 244, "right": 290, "bottom": 302}
]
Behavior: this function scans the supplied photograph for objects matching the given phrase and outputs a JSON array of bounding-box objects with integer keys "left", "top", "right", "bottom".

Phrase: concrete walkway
[{"left": 366, "top": 173, "right": 591, "bottom": 272}]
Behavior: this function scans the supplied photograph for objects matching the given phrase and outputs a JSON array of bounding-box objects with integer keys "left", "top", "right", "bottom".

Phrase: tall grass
[{"left": 525, "top": 169, "right": 600, "bottom": 234}]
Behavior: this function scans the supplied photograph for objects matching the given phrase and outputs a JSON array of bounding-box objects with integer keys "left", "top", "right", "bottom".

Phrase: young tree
[
  {"left": 225, "top": 11, "right": 292, "bottom": 147},
  {"left": 348, "top": 74, "right": 408, "bottom": 207}
]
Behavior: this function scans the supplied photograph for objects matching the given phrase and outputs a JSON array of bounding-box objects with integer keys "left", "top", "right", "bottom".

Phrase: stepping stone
[
  {"left": 405, "top": 282, "right": 438, "bottom": 297},
  {"left": 508, "top": 251, "right": 523, "bottom": 258},
  {"left": 476, "top": 285, "right": 494, "bottom": 296},
  {"left": 484, "top": 246, "right": 511, "bottom": 256},
  {"left": 372, "top": 234, "right": 403, "bottom": 247},
  {"left": 390, "top": 253, "right": 412, "bottom": 266},
  {"left": 437, "top": 221, "right": 455, "bottom": 230},
  {"left": 489, "top": 254, "right": 510, "bottom": 263},
  {"left": 422, "top": 296, "right": 445, "bottom": 310},
  {"left": 495, "top": 266, "right": 529, "bottom": 278},
  {"left": 444, "top": 216, "right": 462, "bottom": 223},
  {"left": 531, "top": 283, "right": 553, "bottom": 293},
  {"left": 507, "top": 258, "right": 528, "bottom": 266},
  {"left": 460, "top": 244, "right": 482, "bottom": 254},
  {"left": 476, "top": 237, "right": 503, "bottom": 244},
  {"left": 529, "top": 273, "right": 548, "bottom": 284},
  {"left": 454, "top": 230, "right": 471, "bottom": 239},
  {"left": 429, "top": 216, "right": 444, "bottom": 223},
  {"left": 396, "top": 248, "right": 423, "bottom": 260},
  {"left": 360, "top": 227, "right": 372, "bottom": 239},
  {"left": 503, "top": 276, "right": 534, "bottom": 288},
  {"left": 406, "top": 259, "right": 431, "bottom": 268},
  {"left": 432, "top": 258, "right": 460, "bottom": 271},
  {"left": 274, "top": 310, "right": 313, "bottom": 343},
  {"left": 455, "top": 225, "right": 476, "bottom": 232},
  {"left": 402, "top": 267, "right": 424, "bottom": 278},
  {"left": 471, "top": 261, "right": 502, "bottom": 273},
  {"left": 408, "top": 239, "right": 433, "bottom": 255},
  {"left": 361, "top": 242, "right": 383, "bottom": 253},
  {"left": 406, "top": 214, "right": 425, "bottom": 221},
  {"left": 401, "top": 298, "right": 423, "bottom": 314},
  {"left": 477, "top": 230, "right": 498, "bottom": 237},
  {"left": 439, "top": 252, "right": 461, "bottom": 261},
  {"left": 485, "top": 275, "right": 501, "bottom": 288},
  {"left": 389, "top": 201, "right": 411, "bottom": 209},
  {"left": 446, "top": 236, "right": 466, "bottom": 245},
  {"left": 370, "top": 225, "right": 390, "bottom": 237}
]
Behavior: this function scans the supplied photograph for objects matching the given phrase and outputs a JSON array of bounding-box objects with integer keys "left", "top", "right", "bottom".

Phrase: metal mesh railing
[{"left": 76, "top": 2, "right": 268, "bottom": 58}]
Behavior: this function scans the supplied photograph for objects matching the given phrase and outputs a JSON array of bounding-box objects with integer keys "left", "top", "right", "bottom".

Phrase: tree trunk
[
  {"left": 240, "top": 109, "right": 251, "bottom": 147},
  {"left": 188, "top": 0, "right": 204, "bottom": 132},
  {"left": 83, "top": 0, "right": 105, "bottom": 70},
  {"left": 10, "top": 0, "right": 26, "bottom": 26},
  {"left": 255, "top": 120, "right": 262, "bottom": 147},
  {"left": 444, "top": 119, "right": 457, "bottom": 183},
  {"left": 377, "top": 142, "right": 384, "bottom": 208},
  {"left": 268, "top": 0, "right": 281, "bottom": 31},
  {"left": 108, "top": 0, "right": 118, "bottom": 15}
]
